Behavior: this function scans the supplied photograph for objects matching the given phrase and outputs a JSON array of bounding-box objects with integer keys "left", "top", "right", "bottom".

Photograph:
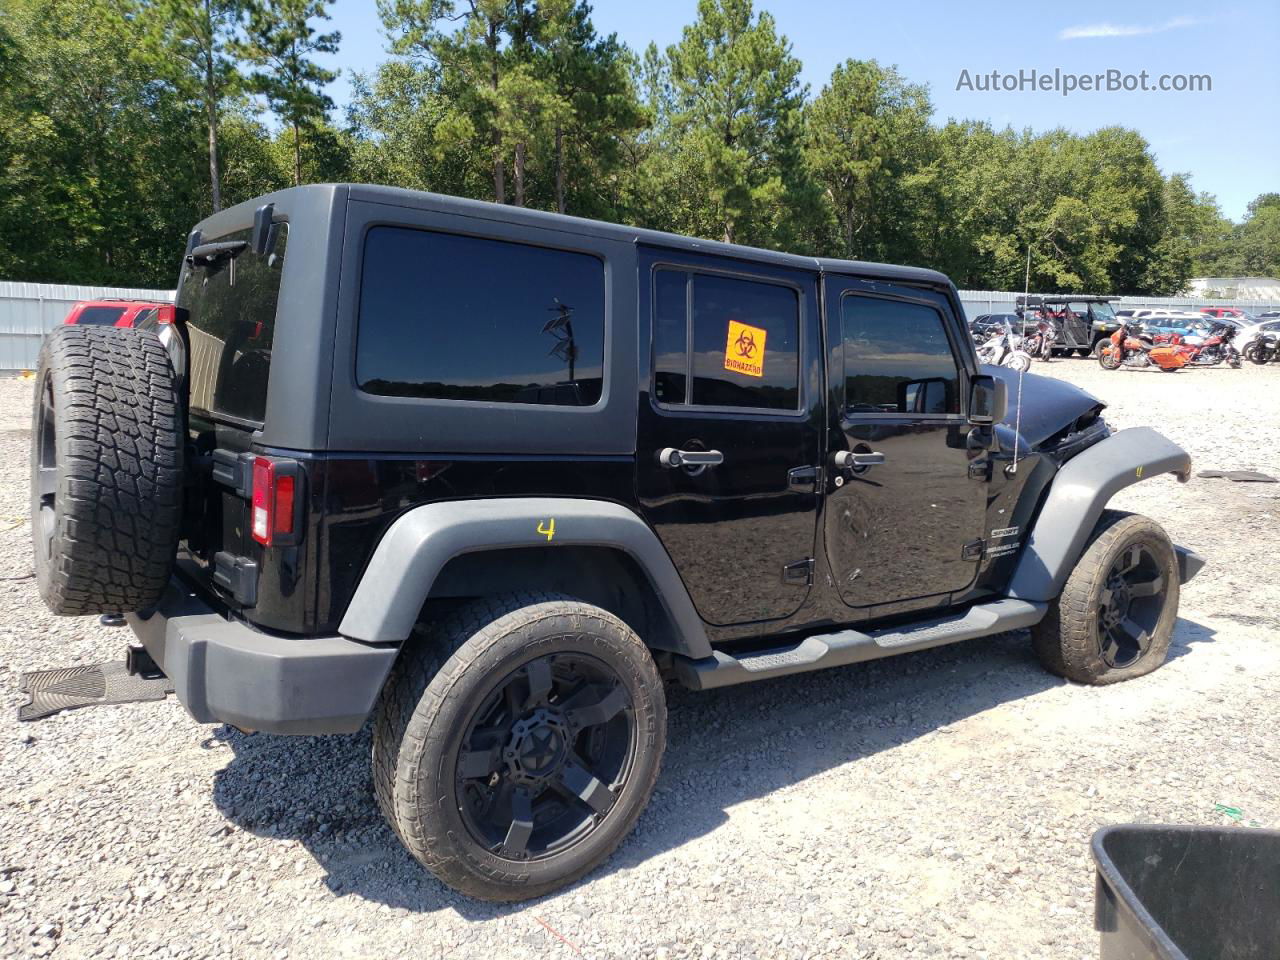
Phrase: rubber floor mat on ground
[{"left": 18, "top": 661, "right": 172, "bottom": 721}]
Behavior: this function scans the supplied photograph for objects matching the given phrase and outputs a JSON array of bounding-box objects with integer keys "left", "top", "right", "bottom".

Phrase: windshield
[
  {"left": 75, "top": 306, "right": 126, "bottom": 326},
  {"left": 1089, "top": 302, "right": 1117, "bottom": 322},
  {"left": 176, "top": 224, "right": 288, "bottom": 425}
]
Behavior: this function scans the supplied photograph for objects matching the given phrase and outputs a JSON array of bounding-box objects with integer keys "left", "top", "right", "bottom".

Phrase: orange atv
[{"left": 1098, "top": 323, "right": 1187, "bottom": 372}]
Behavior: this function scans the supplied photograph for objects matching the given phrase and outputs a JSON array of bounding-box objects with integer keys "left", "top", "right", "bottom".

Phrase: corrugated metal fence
[
  {"left": 3, "top": 279, "right": 1279, "bottom": 373},
  {"left": 957, "top": 290, "right": 1280, "bottom": 320},
  {"left": 0, "top": 281, "right": 174, "bottom": 372}
]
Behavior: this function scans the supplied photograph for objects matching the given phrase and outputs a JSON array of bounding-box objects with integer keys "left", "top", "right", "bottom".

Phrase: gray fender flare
[
  {"left": 337, "top": 497, "right": 713, "bottom": 659},
  {"left": 1008, "top": 427, "right": 1192, "bottom": 602}
]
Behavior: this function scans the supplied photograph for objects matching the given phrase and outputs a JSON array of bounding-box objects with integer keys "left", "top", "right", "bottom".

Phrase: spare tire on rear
[{"left": 31, "top": 325, "right": 184, "bottom": 615}]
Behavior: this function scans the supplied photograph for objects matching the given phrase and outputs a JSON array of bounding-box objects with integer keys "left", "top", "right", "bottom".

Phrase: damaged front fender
[{"left": 1007, "top": 427, "right": 1192, "bottom": 602}]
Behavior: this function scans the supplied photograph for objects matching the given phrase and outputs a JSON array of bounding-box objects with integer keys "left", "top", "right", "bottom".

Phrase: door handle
[
  {"left": 658, "top": 448, "right": 724, "bottom": 469},
  {"left": 833, "top": 450, "right": 885, "bottom": 469}
]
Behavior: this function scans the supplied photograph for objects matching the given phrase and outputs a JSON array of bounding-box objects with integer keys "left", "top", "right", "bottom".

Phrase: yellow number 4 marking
[{"left": 537, "top": 519, "right": 556, "bottom": 542}]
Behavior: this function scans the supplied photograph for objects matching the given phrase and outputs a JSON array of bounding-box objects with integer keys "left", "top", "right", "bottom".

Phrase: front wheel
[
  {"left": 1098, "top": 346, "right": 1121, "bottom": 371},
  {"left": 1032, "top": 511, "right": 1179, "bottom": 685},
  {"left": 1005, "top": 351, "right": 1032, "bottom": 373},
  {"left": 372, "top": 593, "right": 666, "bottom": 901}
]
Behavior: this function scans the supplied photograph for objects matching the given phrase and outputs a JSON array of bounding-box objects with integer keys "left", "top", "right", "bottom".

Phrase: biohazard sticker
[{"left": 724, "top": 320, "right": 766, "bottom": 378}]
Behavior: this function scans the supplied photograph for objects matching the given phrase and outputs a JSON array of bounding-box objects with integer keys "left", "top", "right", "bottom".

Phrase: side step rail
[{"left": 672, "top": 598, "right": 1048, "bottom": 691}]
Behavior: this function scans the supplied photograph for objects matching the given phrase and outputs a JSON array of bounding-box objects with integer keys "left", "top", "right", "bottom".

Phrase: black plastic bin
[{"left": 1092, "top": 824, "right": 1280, "bottom": 960}]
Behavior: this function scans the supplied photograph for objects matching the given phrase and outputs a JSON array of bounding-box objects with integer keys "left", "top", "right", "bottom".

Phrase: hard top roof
[{"left": 332, "top": 184, "right": 955, "bottom": 289}]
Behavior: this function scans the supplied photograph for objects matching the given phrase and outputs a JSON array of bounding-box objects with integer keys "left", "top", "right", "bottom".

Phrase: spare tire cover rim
[{"left": 34, "top": 376, "right": 57, "bottom": 563}]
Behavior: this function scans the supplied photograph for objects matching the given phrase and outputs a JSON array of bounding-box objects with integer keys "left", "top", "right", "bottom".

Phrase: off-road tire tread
[
  {"left": 32, "top": 326, "right": 183, "bottom": 615},
  {"left": 371, "top": 592, "right": 666, "bottom": 901},
  {"left": 1032, "top": 510, "right": 1179, "bottom": 685}
]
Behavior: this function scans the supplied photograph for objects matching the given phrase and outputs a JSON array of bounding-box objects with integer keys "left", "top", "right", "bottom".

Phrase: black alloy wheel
[
  {"left": 33, "top": 377, "right": 58, "bottom": 569},
  {"left": 1095, "top": 544, "right": 1168, "bottom": 669},
  {"left": 454, "top": 652, "right": 636, "bottom": 862}
]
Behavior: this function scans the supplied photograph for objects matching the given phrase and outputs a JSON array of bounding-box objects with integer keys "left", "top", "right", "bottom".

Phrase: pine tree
[
  {"left": 146, "top": 0, "right": 245, "bottom": 211},
  {"left": 238, "top": 0, "right": 340, "bottom": 186},
  {"left": 663, "top": 0, "right": 816, "bottom": 248}
]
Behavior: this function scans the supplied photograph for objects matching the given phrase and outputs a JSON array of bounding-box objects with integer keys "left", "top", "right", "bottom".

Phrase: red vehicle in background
[
  {"left": 1199, "top": 306, "right": 1248, "bottom": 320},
  {"left": 63, "top": 299, "right": 173, "bottom": 328}
]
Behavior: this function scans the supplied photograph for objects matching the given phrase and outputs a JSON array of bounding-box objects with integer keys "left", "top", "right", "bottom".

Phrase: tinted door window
[
  {"left": 842, "top": 296, "right": 960, "bottom": 415},
  {"left": 357, "top": 227, "right": 605, "bottom": 406},
  {"left": 651, "top": 269, "right": 799, "bottom": 411},
  {"left": 653, "top": 269, "right": 688, "bottom": 405}
]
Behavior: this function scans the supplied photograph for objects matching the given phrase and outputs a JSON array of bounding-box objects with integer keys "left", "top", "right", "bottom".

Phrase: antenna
[{"left": 1009, "top": 243, "right": 1032, "bottom": 475}]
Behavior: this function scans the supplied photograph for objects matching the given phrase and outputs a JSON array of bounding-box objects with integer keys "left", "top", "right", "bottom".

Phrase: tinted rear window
[
  {"left": 356, "top": 227, "right": 605, "bottom": 406},
  {"left": 75, "top": 306, "right": 126, "bottom": 326},
  {"left": 651, "top": 269, "right": 800, "bottom": 411},
  {"left": 177, "top": 225, "right": 288, "bottom": 424}
]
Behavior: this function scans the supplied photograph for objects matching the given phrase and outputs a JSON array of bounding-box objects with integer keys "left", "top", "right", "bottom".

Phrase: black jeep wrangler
[{"left": 31, "top": 185, "right": 1203, "bottom": 901}]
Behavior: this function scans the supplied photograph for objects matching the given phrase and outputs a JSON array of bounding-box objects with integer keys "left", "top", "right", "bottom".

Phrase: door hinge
[
  {"left": 782, "top": 558, "right": 815, "bottom": 586},
  {"left": 787, "top": 465, "right": 820, "bottom": 490},
  {"left": 961, "top": 540, "right": 984, "bottom": 562},
  {"left": 968, "top": 459, "right": 991, "bottom": 481}
]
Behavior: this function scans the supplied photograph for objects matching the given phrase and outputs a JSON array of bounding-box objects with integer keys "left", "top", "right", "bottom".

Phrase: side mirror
[{"left": 969, "top": 374, "right": 1007, "bottom": 424}]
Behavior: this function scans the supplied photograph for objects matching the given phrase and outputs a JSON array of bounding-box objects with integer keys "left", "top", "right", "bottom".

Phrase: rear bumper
[{"left": 126, "top": 578, "right": 398, "bottom": 735}]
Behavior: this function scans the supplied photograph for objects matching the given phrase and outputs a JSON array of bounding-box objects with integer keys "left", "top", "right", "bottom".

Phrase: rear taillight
[{"left": 251, "top": 457, "right": 298, "bottom": 546}]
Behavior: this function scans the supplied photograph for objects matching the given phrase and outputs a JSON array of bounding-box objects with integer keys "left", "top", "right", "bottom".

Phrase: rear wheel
[
  {"left": 1032, "top": 511, "right": 1179, "bottom": 685},
  {"left": 372, "top": 593, "right": 666, "bottom": 901}
]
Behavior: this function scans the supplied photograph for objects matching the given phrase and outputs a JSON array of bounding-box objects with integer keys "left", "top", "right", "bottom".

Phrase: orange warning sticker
[{"left": 724, "top": 320, "right": 766, "bottom": 378}]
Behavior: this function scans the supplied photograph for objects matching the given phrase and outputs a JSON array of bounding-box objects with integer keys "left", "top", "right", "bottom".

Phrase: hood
[{"left": 984, "top": 364, "right": 1105, "bottom": 447}]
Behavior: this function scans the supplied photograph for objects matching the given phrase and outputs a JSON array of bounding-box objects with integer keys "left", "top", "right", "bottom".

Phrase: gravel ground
[{"left": 2, "top": 361, "right": 1278, "bottom": 960}]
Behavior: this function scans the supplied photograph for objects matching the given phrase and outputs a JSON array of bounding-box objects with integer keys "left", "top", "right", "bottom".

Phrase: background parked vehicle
[
  {"left": 969, "top": 312, "right": 1025, "bottom": 340},
  {"left": 62, "top": 299, "right": 172, "bottom": 328},
  {"left": 1137, "top": 315, "right": 1203, "bottom": 343},
  {"left": 1098, "top": 322, "right": 1186, "bottom": 372},
  {"left": 1241, "top": 320, "right": 1280, "bottom": 364},
  {"left": 1199, "top": 306, "right": 1254, "bottom": 321},
  {"left": 1016, "top": 295, "right": 1122, "bottom": 356},
  {"left": 1022, "top": 316, "right": 1057, "bottom": 361},
  {"left": 1169, "top": 320, "right": 1242, "bottom": 367},
  {"left": 975, "top": 316, "right": 1033, "bottom": 370}
]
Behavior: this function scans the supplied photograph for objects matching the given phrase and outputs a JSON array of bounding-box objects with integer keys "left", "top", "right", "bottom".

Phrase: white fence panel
[
  {"left": 956, "top": 289, "right": 1280, "bottom": 320},
  {"left": 0, "top": 281, "right": 174, "bottom": 372}
]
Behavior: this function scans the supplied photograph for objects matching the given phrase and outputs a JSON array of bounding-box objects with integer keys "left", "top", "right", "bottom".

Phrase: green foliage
[
  {"left": 804, "top": 59, "right": 932, "bottom": 263},
  {"left": 653, "top": 0, "right": 819, "bottom": 249},
  {"left": 0, "top": 0, "right": 1269, "bottom": 296},
  {"left": 238, "top": 0, "right": 340, "bottom": 184},
  {"left": 0, "top": 0, "right": 206, "bottom": 285},
  {"left": 1194, "top": 192, "right": 1280, "bottom": 278},
  {"left": 142, "top": 0, "right": 246, "bottom": 210}
]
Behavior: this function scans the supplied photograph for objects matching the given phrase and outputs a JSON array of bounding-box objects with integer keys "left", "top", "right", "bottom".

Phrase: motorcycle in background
[
  {"left": 1022, "top": 317, "right": 1056, "bottom": 361},
  {"left": 1171, "top": 321, "right": 1241, "bottom": 368},
  {"left": 976, "top": 318, "right": 1032, "bottom": 372},
  {"left": 1098, "top": 322, "right": 1187, "bottom": 372},
  {"left": 1242, "top": 329, "right": 1278, "bottom": 365}
]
